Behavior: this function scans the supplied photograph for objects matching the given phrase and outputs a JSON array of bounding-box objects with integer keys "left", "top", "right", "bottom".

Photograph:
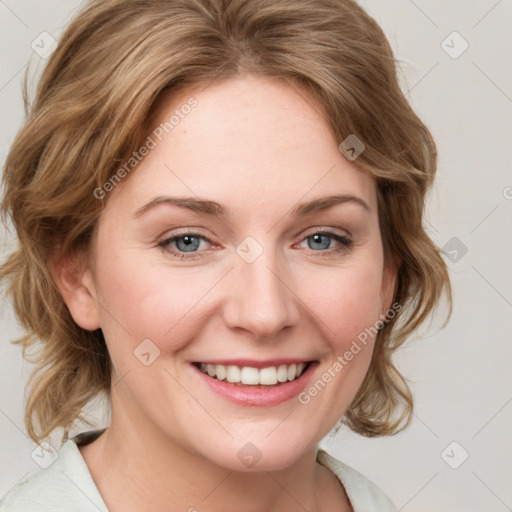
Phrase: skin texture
[{"left": 55, "top": 73, "right": 397, "bottom": 512}]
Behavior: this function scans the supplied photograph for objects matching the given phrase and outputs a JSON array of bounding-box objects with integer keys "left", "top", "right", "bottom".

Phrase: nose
[{"left": 222, "top": 246, "right": 301, "bottom": 340}]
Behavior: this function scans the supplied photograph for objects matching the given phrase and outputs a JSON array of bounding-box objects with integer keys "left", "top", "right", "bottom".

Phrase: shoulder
[
  {"left": 0, "top": 431, "right": 108, "bottom": 512},
  {"left": 316, "top": 449, "right": 398, "bottom": 512}
]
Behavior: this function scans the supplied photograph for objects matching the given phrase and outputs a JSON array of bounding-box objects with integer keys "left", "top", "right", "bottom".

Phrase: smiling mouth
[{"left": 193, "top": 362, "right": 313, "bottom": 386}]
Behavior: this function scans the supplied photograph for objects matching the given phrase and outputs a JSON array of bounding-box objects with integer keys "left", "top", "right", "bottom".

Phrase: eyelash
[{"left": 158, "top": 229, "right": 353, "bottom": 261}]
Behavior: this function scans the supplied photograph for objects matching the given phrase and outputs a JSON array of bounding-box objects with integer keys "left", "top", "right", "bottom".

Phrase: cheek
[
  {"left": 298, "top": 260, "right": 384, "bottom": 348},
  {"left": 293, "top": 264, "right": 383, "bottom": 416},
  {"left": 93, "top": 248, "right": 216, "bottom": 355}
]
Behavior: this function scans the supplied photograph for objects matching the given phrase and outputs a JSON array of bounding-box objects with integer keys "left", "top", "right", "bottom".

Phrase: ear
[
  {"left": 51, "top": 250, "right": 101, "bottom": 331},
  {"left": 380, "top": 253, "right": 400, "bottom": 316}
]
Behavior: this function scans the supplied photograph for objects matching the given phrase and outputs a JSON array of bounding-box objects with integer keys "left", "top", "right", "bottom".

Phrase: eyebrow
[{"left": 134, "top": 193, "right": 370, "bottom": 218}]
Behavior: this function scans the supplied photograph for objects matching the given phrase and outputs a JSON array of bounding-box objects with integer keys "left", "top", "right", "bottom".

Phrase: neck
[{"left": 77, "top": 387, "right": 350, "bottom": 512}]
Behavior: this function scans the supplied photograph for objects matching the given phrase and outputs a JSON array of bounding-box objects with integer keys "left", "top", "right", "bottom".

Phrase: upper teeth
[{"left": 198, "top": 363, "right": 308, "bottom": 385}]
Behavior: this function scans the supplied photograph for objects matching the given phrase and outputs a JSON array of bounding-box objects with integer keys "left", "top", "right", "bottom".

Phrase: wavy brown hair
[{"left": 0, "top": 0, "right": 452, "bottom": 444}]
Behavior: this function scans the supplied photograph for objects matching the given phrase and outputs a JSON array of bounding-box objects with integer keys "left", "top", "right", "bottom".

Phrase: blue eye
[
  {"left": 158, "top": 230, "right": 352, "bottom": 261},
  {"left": 300, "top": 232, "right": 353, "bottom": 255},
  {"left": 170, "top": 235, "right": 201, "bottom": 252},
  {"left": 158, "top": 233, "right": 211, "bottom": 260}
]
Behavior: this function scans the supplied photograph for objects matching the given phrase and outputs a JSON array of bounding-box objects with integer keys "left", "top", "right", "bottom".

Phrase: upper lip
[{"left": 192, "top": 359, "right": 315, "bottom": 369}]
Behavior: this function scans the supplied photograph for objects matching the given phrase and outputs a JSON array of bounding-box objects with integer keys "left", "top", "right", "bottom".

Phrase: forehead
[{"left": 107, "top": 73, "right": 376, "bottom": 217}]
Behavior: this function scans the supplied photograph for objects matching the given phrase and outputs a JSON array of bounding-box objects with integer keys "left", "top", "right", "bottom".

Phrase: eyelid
[
  {"left": 157, "top": 228, "right": 214, "bottom": 246},
  {"left": 157, "top": 227, "right": 213, "bottom": 242},
  {"left": 299, "top": 225, "right": 351, "bottom": 238}
]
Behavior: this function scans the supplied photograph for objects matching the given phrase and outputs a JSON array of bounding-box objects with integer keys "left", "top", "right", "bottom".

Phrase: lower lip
[{"left": 192, "top": 363, "right": 317, "bottom": 407}]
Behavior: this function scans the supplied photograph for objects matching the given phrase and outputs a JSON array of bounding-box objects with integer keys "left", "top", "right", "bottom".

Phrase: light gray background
[{"left": 1, "top": 1, "right": 511, "bottom": 510}]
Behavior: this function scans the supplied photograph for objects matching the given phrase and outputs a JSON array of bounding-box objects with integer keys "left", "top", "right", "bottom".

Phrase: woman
[{"left": 0, "top": 0, "right": 452, "bottom": 510}]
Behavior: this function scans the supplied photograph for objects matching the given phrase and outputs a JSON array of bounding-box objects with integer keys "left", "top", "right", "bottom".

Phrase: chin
[{"left": 199, "top": 434, "right": 314, "bottom": 473}]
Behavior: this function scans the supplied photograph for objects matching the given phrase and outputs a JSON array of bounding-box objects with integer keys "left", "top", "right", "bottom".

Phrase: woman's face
[{"left": 78, "top": 73, "right": 396, "bottom": 471}]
